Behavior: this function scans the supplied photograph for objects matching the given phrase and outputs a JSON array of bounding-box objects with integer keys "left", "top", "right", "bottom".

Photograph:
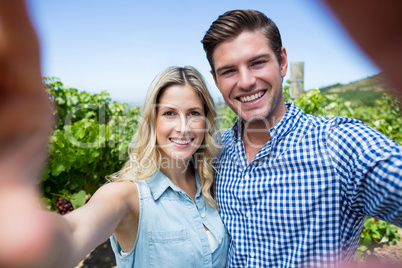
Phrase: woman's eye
[
  {"left": 189, "top": 111, "right": 201, "bottom": 116},
  {"left": 162, "top": 111, "right": 175, "bottom": 116}
]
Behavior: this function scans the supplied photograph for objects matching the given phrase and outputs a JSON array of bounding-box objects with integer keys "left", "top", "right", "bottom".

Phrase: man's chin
[{"left": 240, "top": 114, "right": 271, "bottom": 126}]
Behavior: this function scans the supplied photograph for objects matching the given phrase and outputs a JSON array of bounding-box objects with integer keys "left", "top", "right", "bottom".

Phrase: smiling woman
[{"left": 105, "top": 66, "right": 228, "bottom": 268}]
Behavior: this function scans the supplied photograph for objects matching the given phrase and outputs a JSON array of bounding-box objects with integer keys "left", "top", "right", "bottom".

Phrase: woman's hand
[
  {"left": 0, "top": 0, "right": 53, "bottom": 186},
  {"left": 0, "top": 1, "right": 56, "bottom": 267}
]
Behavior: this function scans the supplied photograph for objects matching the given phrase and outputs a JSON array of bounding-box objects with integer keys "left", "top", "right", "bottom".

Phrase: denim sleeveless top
[{"left": 110, "top": 170, "right": 229, "bottom": 267}]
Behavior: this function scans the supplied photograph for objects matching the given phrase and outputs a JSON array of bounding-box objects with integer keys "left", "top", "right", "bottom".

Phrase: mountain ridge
[{"left": 318, "top": 73, "right": 394, "bottom": 106}]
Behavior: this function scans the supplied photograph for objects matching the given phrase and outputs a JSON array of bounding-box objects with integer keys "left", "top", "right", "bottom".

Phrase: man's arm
[{"left": 327, "top": 118, "right": 402, "bottom": 225}]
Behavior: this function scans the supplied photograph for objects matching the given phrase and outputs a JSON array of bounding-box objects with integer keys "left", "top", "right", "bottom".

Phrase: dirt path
[{"left": 75, "top": 240, "right": 116, "bottom": 268}]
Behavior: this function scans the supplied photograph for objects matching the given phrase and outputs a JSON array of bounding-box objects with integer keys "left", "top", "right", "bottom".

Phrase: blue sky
[{"left": 27, "top": 0, "right": 379, "bottom": 104}]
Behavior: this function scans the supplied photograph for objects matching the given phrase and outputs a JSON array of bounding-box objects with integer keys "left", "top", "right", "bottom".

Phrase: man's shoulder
[
  {"left": 281, "top": 102, "right": 360, "bottom": 133},
  {"left": 320, "top": 115, "right": 379, "bottom": 137},
  {"left": 217, "top": 128, "right": 237, "bottom": 160},
  {"left": 220, "top": 128, "right": 233, "bottom": 141},
  {"left": 306, "top": 114, "right": 401, "bottom": 155},
  {"left": 290, "top": 111, "right": 394, "bottom": 146},
  {"left": 297, "top": 112, "right": 367, "bottom": 132}
]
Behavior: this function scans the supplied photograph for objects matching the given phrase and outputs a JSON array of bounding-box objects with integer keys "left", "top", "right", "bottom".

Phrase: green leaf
[
  {"left": 379, "top": 236, "right": 389, "bottom": 243},
  {"left": 51, "top": 162, "right": 65, "bottom": 176},
  {"left": 41, "top": 197, "right": 53, "bottom": 211},
  {"left": 70, "top": 95, "right": 79, "bottom": 105},
  {"left": 70, "top": 190, "right": 87, "bottom": 209},
  {"left": 362, "top": 234, "right": 373, "bottom": 245},
  {"left": 56, "top": 97, "right": 66, "bottom": 105}
]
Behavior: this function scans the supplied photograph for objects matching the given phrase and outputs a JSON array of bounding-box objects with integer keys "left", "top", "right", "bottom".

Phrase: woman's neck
[{"left": 159, "top": 157, "right": 195, "bottom": 186}]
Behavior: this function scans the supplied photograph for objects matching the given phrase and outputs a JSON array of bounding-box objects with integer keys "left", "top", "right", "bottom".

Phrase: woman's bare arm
[{"left": 61, "top": 181, "right": 139, "bottom": 267}]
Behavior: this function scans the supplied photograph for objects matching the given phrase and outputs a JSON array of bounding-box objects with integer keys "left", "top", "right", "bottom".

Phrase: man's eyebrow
[
  {"left": 215, "top": 64, "right": 236, "bottom": 74},
  {"left": 249, "top": 54, "right": 271, "bottom": 62}
]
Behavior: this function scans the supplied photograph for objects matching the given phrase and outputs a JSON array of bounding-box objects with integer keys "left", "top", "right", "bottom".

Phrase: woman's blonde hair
[{"left": 108, "top": 66, "right": 221, "bottom": 208}]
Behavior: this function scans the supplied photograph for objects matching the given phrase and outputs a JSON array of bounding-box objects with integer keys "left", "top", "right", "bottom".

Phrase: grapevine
[{"left": 56, "top": 197, "right": 74, "bottom": 215}]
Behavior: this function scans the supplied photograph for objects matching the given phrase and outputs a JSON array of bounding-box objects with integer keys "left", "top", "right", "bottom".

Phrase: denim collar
[{"left": 146, "top": 169, "right": 202, "bottom": 201}]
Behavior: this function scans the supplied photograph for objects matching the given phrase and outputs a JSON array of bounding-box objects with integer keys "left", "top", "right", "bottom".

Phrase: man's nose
[{"left": 238, "top": 68, "right": 256, "bottom": 90}]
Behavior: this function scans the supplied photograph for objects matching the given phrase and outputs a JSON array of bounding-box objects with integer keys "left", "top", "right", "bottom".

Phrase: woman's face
[{"left": 155, "top": 84, "right": 206, "bottom": 162}]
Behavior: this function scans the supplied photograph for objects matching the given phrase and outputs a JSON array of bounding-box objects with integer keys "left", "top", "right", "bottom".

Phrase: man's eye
[
  {"left": 221, "top": 69, "right": 235, "bottom": 76},
  {"left": 252, "top": 60, "right": 266, "bottom": 67}
]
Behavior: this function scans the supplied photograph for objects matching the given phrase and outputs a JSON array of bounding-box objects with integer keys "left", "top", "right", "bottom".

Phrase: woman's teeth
[
  {"left": 170, "top": 138, "right": 192, "bottom": 145},
  {"left": 239, "top": 92, "right": 264, "bottom": 103}
]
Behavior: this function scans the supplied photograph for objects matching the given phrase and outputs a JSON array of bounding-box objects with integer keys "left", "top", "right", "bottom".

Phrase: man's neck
[
  {"left": 241, "top": 103, "right": 288, "bottom": 163},
  {"left": 242, "top": 121, "right": 271, "bottom": 163},
  {"left": 242, "top": 120, "right": 271, "bottom": 144}
]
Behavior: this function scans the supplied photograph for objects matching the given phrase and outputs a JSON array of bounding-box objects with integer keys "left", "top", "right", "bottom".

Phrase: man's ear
[{"left": 280, "top": 47, "right": 288, "bottom": 78}]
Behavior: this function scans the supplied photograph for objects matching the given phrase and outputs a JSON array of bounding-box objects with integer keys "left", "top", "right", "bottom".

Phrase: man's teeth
[
  {"left": 171, "top": 139, "right": 192, "bottom": 145},
  {"left": 239, "top": 92, "right": 264, "bottom": 103}
]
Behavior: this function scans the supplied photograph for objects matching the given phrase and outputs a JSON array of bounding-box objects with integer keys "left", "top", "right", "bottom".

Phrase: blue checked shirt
[{"left": 214, "top": 102, "right": 402, "bottom": 267}]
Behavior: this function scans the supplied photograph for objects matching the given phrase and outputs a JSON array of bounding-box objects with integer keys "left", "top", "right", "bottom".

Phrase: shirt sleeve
[{"left": 326, "top": 117, "right": 402, "bottom": 226}]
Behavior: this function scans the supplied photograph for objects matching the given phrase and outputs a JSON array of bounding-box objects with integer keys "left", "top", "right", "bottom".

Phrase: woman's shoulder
[
  {"left": 99, "top": 180, "right": 137, "bottom": 193},
  {"left": 92, "top": 180, "right": 139, "bottom": 208}
]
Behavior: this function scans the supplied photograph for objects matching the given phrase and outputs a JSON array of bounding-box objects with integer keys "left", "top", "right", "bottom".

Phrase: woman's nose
[{"left": 174, "top": 114, "right": 189, "bottom": 134}]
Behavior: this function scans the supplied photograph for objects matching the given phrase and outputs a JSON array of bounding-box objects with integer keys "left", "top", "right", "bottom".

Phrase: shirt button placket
[
  {"left": 197, "top": 207, "right": 211, "bottom": 267},
  {"left": 242, "top": 172, "right": 255, "bottom": 264},
  {"left": 244, "top": 171, "right": 255, "bottom": 264},
  {"left": 245, "top": 210, "right": 255, "bottom": 260}
]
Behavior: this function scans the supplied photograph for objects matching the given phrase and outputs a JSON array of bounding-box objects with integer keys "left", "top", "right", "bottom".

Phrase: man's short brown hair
[{"left": 202, "top": 9, "right": 283, "bottom": 76}]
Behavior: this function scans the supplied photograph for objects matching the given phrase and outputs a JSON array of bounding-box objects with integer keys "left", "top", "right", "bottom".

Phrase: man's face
[{"left": 212, "top": 30, "right": 288, "bottom": 125}]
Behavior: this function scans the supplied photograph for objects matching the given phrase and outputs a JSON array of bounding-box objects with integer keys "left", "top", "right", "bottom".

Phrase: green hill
[{"left": 318, "top": 73, "right": 394, "bottom": 106}]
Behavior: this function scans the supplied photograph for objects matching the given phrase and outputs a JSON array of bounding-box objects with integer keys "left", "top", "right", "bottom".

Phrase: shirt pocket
[{"left": 148, "top": 229, "right": 194, "bottom": 268}]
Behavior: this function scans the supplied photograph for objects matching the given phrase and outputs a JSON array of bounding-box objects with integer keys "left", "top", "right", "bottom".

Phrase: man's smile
[{"left": 238, "top": 90, "right": 266, "bottom": 103}]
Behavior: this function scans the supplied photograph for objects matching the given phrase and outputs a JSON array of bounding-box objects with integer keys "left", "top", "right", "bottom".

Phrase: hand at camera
[{"left": 0, "top": 1, "right": 56, "bottom": 267}]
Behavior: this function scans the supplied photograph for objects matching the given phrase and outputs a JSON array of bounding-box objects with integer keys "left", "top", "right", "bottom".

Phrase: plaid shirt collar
[{"left": 230, "top": 102, "right": 303, "bottom": 143}]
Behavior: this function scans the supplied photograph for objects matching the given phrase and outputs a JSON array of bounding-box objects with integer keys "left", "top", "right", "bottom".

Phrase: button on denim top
[{"left": 110, "top": 170, "right": 229, "bottom": 268}]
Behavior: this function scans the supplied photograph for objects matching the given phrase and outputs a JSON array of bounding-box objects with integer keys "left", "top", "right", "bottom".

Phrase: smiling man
[{"left": 202, "top": 9, "right": 402, "bottom": 267}]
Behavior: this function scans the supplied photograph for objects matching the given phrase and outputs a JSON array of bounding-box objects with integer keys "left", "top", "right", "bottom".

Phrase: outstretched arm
[
  {"left": 0, "top": 0, "right": 56, "bottom": 266},
  {"left": 0, "top": 0, "right": 52, "bottom": 185},
  {"left": 0, "top": 1, "right": 139, "bottom": 267}
]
